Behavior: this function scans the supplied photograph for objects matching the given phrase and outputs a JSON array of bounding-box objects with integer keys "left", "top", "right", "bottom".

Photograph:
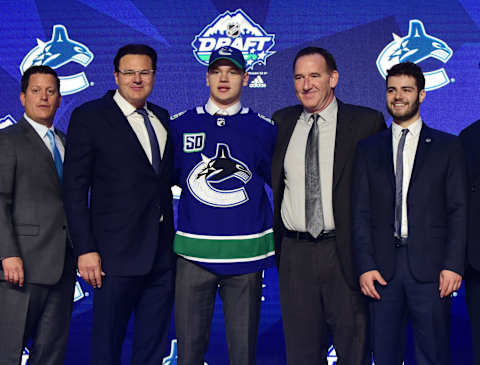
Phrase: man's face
[
  {"left": 206, "top": 60, "right": 248, "bottom": 108},
  {"left": 294, "top": 54, "right": 338, "bottom": 114},
  {"left": 386, "top": 74, "right": 425, "bottom": 126},
  {"left": 114, "top": 54, "right": 155, "bottom": 108},
  {"left": 20, "top": 73, "right": 61, "bottom": 127}
]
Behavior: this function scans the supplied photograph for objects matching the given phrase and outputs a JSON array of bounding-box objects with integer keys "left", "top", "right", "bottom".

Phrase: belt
[
  {"left": 285, "top": 229, "right": 336, "bottom": 242},
  {"left": 394, "top": 236, "right": 408, "bottom": 248}
]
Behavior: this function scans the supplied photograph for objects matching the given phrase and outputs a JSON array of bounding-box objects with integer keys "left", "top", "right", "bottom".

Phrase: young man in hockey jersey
[{"left": 171, "top": 46, "right": 276, "bottom": 365}]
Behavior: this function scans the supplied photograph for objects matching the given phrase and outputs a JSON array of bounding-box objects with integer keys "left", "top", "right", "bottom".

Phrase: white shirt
[
  {"left": 204, "top": 98, "right": 242, "bottom": 116},
  {"left": 113, "top": 90, "right": 167, "bottom": 161},
  {"left": 392, "top": 117, "right": 422, "bottom": 237},
  {"left": 281, "top": 97, "right": 338, "bottom": 231},
  {"left": 24, "top": 113, "right": 64, "bottom": 161}
]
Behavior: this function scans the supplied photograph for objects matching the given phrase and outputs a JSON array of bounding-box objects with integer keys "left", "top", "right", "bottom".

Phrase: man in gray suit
[{"left": 0, "top": 65, "right": 75, "bottom": 365}]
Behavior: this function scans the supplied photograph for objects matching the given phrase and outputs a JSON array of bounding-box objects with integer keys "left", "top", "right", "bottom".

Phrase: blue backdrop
[{"left": 1, "top": 1, "right": 479, "bottom": 364}]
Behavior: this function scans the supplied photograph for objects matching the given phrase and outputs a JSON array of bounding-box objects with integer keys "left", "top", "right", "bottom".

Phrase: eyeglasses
[{"left": 117, "top": 69, "right": 155, "bottom": 78}]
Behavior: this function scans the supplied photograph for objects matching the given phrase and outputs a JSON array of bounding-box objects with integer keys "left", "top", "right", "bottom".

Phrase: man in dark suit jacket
[
  {"left": 271, "top": 47, "right": 385, "bottom": 365},
  {"left": 352, "top": 62, "right": 466, "bottom": 365},
  {"left": 0, "top": 65, "right": 75, "bottom": 365},
  {"left": 63, "top": 44, "right": 175, "bottom": 365},
  {"left": 459, "top": 120, "right": 480, "bottom": 365}
]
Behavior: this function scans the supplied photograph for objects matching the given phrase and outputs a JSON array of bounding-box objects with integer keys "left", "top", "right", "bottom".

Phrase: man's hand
[
  {"left": 359, "top": 270, "right": 387, "bottom": 300},
  {"left": 2, "top": 257, "right": 24, "bottom": 287},
  {"left": 439, "top": 270, "right": 462, "bottom": 298},
  {"left": 78, "top": 252, "right": 105, "bottom": 289}
]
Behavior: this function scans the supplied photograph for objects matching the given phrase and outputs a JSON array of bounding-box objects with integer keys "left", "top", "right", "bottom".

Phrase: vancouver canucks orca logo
[
  {"left": 187, "top": 143, "right": 252, "bottom": 208},
  {"left": 162, "top": 339, "right": 208, "bottom": 365},
  {"left": 192, "top": 9, "right": 275, "bottom": 70},
  {"left": 20, "top": 24, "right": 94, "bottom": 95},
  {"left": 0, "top": 114, "right": 16, "bottom": 129},
  {"left": 377, "top": 19, "right": 453, "bottom": 91}
]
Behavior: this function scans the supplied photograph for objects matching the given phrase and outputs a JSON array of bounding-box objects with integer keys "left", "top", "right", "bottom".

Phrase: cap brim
[{"left": 208, "top": 57, "right": 245, "bottom": 70}]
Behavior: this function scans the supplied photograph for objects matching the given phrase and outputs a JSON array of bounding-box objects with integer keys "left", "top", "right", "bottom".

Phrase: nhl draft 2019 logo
[
  {"left": 20, "top": 24, "right": 94, "bottom": 95},
  {"left": 187, "top": 143, "right": 252, "bottom": 208},
  {"left": 376, "top": 19, "right": 453, "bottom": 91},
  {"left": 192, "top": 9, "right": 275, "bottom": 71}
]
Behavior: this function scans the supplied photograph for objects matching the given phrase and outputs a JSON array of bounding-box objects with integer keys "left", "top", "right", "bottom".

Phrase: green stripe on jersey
[{"left": 174, "top": 230, "right": 274, "bottom": 261}]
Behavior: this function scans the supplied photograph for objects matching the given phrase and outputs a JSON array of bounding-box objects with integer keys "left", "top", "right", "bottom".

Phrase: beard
[{"left": 387, "top": 95, "right": 420, "bottom": 123}]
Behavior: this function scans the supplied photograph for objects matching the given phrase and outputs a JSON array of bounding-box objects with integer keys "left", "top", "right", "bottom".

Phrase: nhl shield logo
[
  {"left": 192, "top": 9, "right": 275, "bottom": 71},
  {"left": 376, "top": 19, "right": 453, "bottom": 91}
]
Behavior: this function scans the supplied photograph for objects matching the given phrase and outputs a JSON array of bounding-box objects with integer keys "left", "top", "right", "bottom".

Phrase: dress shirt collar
[
  {"left": 23, "top": 113, "right": 55, "bottom": 139},
  {"left": 113, "top": 90, "right": 147, "bottom": 117},
  {"left": 205, "top": 98, "right": 242, "bottom": 116},
  {"left": 392, "top": 117, "right": 423, "bottom": 138},
  {"left": 302, "top": 97, "right": 338, "bottom": 124}
]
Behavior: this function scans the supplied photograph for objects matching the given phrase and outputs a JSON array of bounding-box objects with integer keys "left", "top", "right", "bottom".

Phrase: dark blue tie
[
  {"left": 136, "top": 108, "right": 161, "bottom": 174},
  {"left": 46, "top": 129, "right": 63, "bottom": 181},
  {"left": 394, "top": 129, "right": 409, "bottom": 238}
]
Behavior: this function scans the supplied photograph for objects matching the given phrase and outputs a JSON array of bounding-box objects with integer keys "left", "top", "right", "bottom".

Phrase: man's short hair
[
  {"left": 293, "top": 47, "right": 338, "bottom": 73},
  {"left": 21, "top": 65, "right": 60, "bottom": 93},
  {"left": 113, "top": 44, "right": 157, "bottom": 72},
  {"left": 386, "top": 62, "right": 425, "bottom": 91}
]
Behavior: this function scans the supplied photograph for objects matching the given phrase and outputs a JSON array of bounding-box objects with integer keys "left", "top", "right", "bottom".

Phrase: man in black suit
[
  {"left": 63, "top": 44, "right": 175, "bottom": 365},
  {"left": 0, "top": 65, "right": 75, "bottom": 365},
  {"left": 352, "top": 62, "right": 466, "bottom": 365},
  {"left": 271, "top": 46, "right": 385, "bottom": 365},
  {"left": 459, "top": 120, "right": 480, "bottom": 365}
]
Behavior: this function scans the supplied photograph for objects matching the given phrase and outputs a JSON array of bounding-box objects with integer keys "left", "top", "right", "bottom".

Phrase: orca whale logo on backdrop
[
  {"left": 192, "top": 9, "right": 275, "bottom": 70},
  {"left": 0, "top": 114, "right": 16, "bottom": 129},
  {"left": 20, "top": 24, "right": 94, "bottom": 95},
  {"left": 162, "top": 340, "right": 208, "bottom": 365},
  {"left": 187, "top": 143, "right": 252, "bottom": 208},
  {"left": 377, "top": 19, "right": 453, "bottom": 91}
]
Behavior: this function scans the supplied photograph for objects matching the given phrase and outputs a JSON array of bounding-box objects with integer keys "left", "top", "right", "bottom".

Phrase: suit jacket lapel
[
  {"left": 409, "top": 123, "right": 431, "bottom": 185},
  {"left": 279, "top": 108, "right": 302, "bottom": 164},
  {"left": 381, "top": 128, "right": 395, "bottom": 190},
  {"left": 18, "top": 118, "right": 61, "bottom": 188},
  {"left": 148, "top": 102, "right": 170, "bottom": 177},
  {"left": 102, "top": 92, "right": 157, "bottom": 175},
  {"left": 333, "top": 101, "right": 355, "bottom": 189}
]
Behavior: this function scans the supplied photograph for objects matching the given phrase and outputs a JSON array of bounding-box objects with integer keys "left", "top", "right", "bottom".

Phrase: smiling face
[
  {"left": 114, "top": 54, "right": 155, "bottom": 108},
  {"left": 206, "top": 59, "right": 248, "bottom": 108},
  {"left": 386, "top": 74, "right": 425, "bottom": 127},
  {"left": 294, "top": 53, "right": 338, "bottom": 113},
  {"left": 20, "top": 73, "right": 61, "bottom": 127}
]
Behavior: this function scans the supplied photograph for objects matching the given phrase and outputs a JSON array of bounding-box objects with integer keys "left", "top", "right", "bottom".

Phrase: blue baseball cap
[{"left": 208, "top": 46, "right": 246, "bottom": 71}]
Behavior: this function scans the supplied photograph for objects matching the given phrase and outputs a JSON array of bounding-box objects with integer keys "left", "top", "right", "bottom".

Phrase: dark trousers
[
  {"left": 90, "top": 267, "right": 174, "bottom": 365},
  {"left": 0, "top": 249, "right": 75, "bottom": 365},
  {"left": 370, "top": 246, "right": 451, "bottom": 365},
  {"left": 466, "top": 267, "right": 480, "bottom": 365},
  {"left": 175, "top": 257, "right": 262, "bottom": 365},
  {"left": 278, "top": 236, "right": 369, "bottom": 365}
]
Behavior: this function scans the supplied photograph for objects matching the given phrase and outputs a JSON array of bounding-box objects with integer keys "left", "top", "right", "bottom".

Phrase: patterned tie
[
  {"left": 136, "top": 108, "right": 161, "bottom": 174},
  {"left": 394, "top": 129, "right": 409, "bottom": 238},
  {"left": 46, "top": 129, "right": 63, "bottom": 181},
  {"left": 305, "top": 114, "right": 324, "bottom": 238}
]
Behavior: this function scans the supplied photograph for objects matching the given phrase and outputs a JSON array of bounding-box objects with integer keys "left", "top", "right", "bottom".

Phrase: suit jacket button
[
  {"left": 472, "top": 185, "right": 476, "bottom": 192},
  {"left": 62, "top": 225, "right": 66, "bottom": 230}
]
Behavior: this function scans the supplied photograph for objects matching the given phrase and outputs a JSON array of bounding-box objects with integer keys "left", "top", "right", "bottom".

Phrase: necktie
[
  {"left": 394, "top": 129, "right": 409, "bottom": 238},
  {"left": 305, "top": 114, "right": 324, "bottom": 238},
  {"left": 46, "top": 129, "right": 63, "bottom": 181},
  {"left": 136, "top": 108, "right": 161, "bottom": 174}
]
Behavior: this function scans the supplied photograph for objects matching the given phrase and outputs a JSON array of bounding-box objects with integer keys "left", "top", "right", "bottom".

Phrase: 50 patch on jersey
[{"left": 183, "top": 133, "right": 205, "bottom": 153}]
